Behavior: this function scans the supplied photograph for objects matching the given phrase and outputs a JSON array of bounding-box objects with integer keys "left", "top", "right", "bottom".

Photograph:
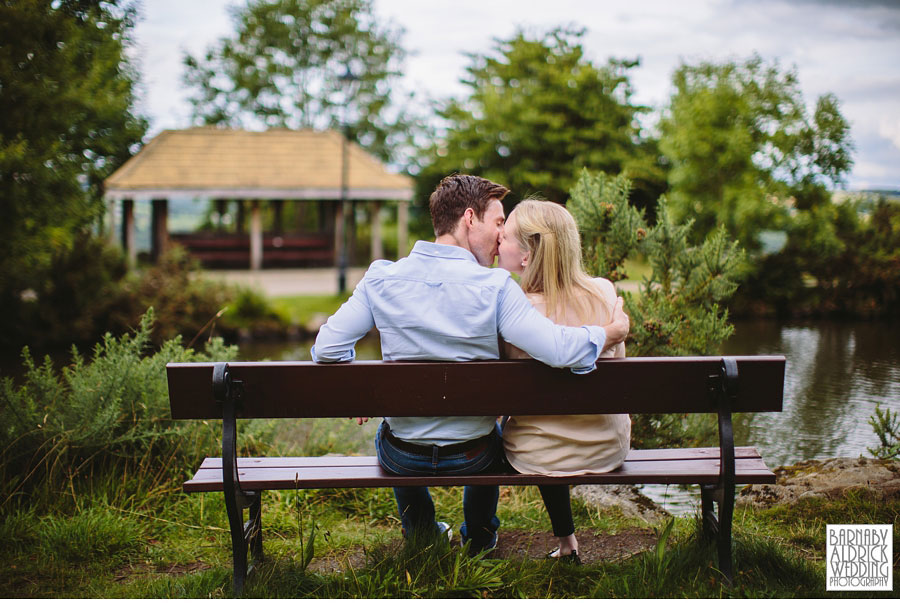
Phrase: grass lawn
[
  {"left": 270, "top": 293, "right": 351, "bottom": 327},
  {"left": 3, "top": 416, "right": 896, "bottom": 598}
]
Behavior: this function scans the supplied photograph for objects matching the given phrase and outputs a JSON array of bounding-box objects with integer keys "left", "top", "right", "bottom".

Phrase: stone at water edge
[{"left": 737, "top": 457, "right": 900, "bottom": 509}]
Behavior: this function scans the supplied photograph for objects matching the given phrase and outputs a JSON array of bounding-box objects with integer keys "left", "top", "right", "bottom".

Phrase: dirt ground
[{"left": 307, "top": 526, "right": 658, "bottom": 574}]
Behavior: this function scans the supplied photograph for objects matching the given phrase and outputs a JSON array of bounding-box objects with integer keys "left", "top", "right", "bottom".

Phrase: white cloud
[{"left": 879, "top": 118, "right": 900, "bottom": 152}]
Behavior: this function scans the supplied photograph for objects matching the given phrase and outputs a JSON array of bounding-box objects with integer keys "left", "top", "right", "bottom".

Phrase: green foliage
[
  {"left": 1, "top": 239, "right": 293, "bottom": 355},
  {"left": 0, "top": 309, "right": 238, "bottom": 506},
  {"left": 568, "top": 171, "right": 646, "bottom": 282},
  {"left": 650, "top": 517, "right": 675, "bottom": 584},
  {"left": 417, "top": 27, "right": 665, "bottom": 212},
  {"left": 628, "top": 205, "right": 743, "bottom": 357},
  {"left": 182, "top": 0, "right": 419, "bottom": 163},
  {"left": 111, "top": 246, "right": 233, "bottom": 346},
  {"left": 2, "top": 234, "right": 128, "bottom": 351},
  {"left": 868, "top": 404, "right": 900, "bottom": 460},
  {"left": 0, "top": 0, "right": 147, "bottom": 335},
  {"left": 659, "top": 54, "right": 853, "bottom": 251},
  {"left": 735, "top": 196, "right": 900, "bottom": 317}
]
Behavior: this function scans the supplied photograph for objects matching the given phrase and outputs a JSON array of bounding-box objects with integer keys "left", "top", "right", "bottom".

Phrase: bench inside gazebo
[{"left": 103, "top": 128, "right": 414, "bottom": 270}]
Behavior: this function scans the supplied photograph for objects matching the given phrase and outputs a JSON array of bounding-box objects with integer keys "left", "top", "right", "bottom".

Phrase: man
[{"left": 312, "top": 174, "right": 629, "bottom": 553}]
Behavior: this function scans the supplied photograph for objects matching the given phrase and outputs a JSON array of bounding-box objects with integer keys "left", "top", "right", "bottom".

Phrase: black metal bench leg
[
  {"left": 701, "top": 484, "right": 716, "bottom": 541},
  {"left": 225, "top": 487, "right": 249, "bottom": 595},
  {"left": 717, "top": 485, "right": 734, "bottom": 584},
  {"left": 247, "top": 492, "right": 263, "bottom": 561},
  {"left": 706, "top": 357, "right": 738, "bottom": 586},
  {"left": 214, "top": 362, "right": 257, "bottom": 596}
]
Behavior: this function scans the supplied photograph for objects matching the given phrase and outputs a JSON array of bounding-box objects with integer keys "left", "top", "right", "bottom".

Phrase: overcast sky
[{"left": 130, "top": 0, "right": 900, "bottom": 191}]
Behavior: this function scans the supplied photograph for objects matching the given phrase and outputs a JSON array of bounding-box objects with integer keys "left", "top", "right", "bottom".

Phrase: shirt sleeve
[
  {"left": 497, "top": 278, "right": 606, "bottom": 373},
  {"left": 310, "top": 278, "right": 376, "bottom": 363}
]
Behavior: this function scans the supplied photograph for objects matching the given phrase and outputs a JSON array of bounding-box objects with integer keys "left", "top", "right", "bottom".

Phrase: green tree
[
  {"left": 0, "top": 0, "right": 147, "bottom": 349},
  {"left": 417, "top": 28, "right": 665, "bottom": 211},
  {"left": 183, "top": 0, "right": 415, "bottom": 163},
  {"left": 659, "top": 55, "right": 853, "bottom": 251}
]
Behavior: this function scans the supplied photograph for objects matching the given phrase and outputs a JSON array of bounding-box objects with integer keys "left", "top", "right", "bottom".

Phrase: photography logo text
[{"left": 827, "top": 524, "right": 892, "bottom": 591}]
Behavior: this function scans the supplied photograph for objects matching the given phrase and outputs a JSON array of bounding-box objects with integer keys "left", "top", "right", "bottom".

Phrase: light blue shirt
[{"left": 312, "top": 241, "right": 607, "bottom": 445}]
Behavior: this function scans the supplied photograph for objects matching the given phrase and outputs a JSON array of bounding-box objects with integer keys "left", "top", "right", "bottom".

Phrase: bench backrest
[{"left": 167, "top": 356, "right": 784, "bottom": 420}]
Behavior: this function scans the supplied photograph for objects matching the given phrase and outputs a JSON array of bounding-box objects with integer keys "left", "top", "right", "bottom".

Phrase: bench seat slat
[
  {"left": 196, "top": 446, "right": 765, "bottom": 471},
  {"left": 184, "top": 456, "right": 774, "bottom": 492}
]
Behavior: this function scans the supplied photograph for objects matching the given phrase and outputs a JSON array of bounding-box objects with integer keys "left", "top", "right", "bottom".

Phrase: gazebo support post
[
  {"left": 107, "top": 199, "right": 118, "bottom": 246},
  {"left": 250, "top": 200, "right": 263, "bottom": 271},
  {"left": 214, "top": 199, "right": 228, "bottom": 231},
  {"left": 272, "top": 199, "right": 284, "bottom": 234},
  {"left": 397, "top": 200, "right": 409, "bottom": 259},
  {"left": 348, "top": 200, "right": 357, "bottom": 266},
  {"left": 121, "top": 198, "right": 136, "bottom": 267},
  {"left": 335, "top": 201, "right": 346, "bottom": 292},
  {"left": 236, "top": 200, "right": 246, "bottom": 234},
  {"left": 370, "top": 200, "right": 383, "bottom": 261},
  {"left": 151, "top": 198, "right": 169, "bottom": 262}
]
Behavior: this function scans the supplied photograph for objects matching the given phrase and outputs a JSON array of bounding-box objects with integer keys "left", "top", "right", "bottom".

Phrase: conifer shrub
[
  {"left": 0, "top": 309, "right": 239, "bottom": 509},
  {"left": 568, "top": 170, "right": 745, "bottom": 447}
]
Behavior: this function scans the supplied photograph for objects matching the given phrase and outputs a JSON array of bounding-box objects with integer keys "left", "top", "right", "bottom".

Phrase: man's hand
[
  {"left": 351, "top": 417, "right": 370, "bottom": 425},
  {"left": 602, "top": 296, "right": 630, "bottom": 351}
]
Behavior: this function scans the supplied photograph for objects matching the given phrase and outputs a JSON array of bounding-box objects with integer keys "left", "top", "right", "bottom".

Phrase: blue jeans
[{"left": 375, "top": 421, "right": 504, "bottom": 550}]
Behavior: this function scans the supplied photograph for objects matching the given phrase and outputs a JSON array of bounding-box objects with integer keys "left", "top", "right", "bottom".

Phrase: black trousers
[{"left": 537, "top": 484, "right": 575, "bottom": 537}]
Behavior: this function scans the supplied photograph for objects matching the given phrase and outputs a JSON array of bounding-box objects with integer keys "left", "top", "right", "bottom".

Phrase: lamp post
[{"left": 337, "top": 66, "right": 360, "bottom": 294}]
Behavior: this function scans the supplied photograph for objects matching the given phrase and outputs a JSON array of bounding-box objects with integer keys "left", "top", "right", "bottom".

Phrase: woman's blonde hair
[{"left": 509, "top": 199, "right": 611, "bottom": 324}]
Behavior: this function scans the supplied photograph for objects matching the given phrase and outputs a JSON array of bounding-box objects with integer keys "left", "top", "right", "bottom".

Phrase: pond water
[
  {"left": 648, "top": 320, "right": 900, "bottom": 514},
  {"left": 240, "top": 320, "right": 900, "bottom": 515}
]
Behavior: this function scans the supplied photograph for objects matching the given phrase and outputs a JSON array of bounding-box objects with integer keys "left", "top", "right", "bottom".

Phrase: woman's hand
[
  {"left": 350, "top": 417, "right": 370, "bottom": 425},
  {"left": 603, "top": 297, "right": 630, "bottom": 350}
]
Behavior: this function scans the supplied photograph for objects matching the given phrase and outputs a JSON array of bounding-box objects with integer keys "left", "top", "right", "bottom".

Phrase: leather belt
[{"left": 383, "top": 425, "right": 494, "bottom": 457}]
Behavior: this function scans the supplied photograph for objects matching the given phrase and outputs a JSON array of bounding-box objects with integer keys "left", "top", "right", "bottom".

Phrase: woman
[{"left": 497, "top": 199, "right": 630, "bottom": 565}]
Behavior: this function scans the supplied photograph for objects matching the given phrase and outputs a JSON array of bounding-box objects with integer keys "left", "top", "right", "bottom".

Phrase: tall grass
[{"left": 0, "top": 309, "right": 239, "bottom": 512}]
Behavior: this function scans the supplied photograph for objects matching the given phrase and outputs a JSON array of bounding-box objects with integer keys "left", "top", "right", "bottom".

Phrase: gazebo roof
[{"left": 104, "top": 128, "right": 414, "bottom": 201}]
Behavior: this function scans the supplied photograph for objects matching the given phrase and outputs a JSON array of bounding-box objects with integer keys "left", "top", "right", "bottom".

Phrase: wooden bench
[
  {"left": 170, "top": 233, "right": 333, "bottom": 268},
  {"left": 166, "top": 356, "right": 785, "bottom": 594}
]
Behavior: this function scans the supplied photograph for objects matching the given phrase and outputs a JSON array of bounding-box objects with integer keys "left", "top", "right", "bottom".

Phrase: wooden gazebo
[{"left": 103, "top": 128, "right": 413, "bottom": 269}]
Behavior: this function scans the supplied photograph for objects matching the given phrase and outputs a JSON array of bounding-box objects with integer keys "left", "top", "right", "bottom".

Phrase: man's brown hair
[{"left": 428, "top": 174, "right": 510, "bottom": 236}]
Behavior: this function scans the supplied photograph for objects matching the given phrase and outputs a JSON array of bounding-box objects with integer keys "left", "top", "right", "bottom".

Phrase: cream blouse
[{"left": 502, "top": 277, "right": 631, "bottom": 476}]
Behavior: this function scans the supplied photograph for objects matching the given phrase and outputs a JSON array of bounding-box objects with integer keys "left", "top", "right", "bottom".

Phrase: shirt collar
[{"left": 411, "top": 240, "right": 478, "bottom": 263}]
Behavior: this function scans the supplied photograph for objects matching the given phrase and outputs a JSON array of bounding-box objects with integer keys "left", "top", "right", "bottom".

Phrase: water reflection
[{"left": 726, "top": 321, "right": 900, "bottom": 467}]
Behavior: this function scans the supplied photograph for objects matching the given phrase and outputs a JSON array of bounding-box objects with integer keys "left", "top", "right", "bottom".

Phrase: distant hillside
[{"left": 833, "top": 189, "right": 900, "bottom": 204}]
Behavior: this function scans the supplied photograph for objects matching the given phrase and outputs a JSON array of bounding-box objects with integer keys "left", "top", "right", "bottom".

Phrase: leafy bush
[
  {"left": 0, "top": 233, "right": 128, "bottom": 353},
  {"left": 734, "top": 196, "right": 900, "bottom": 318},
  {"left": 225, "top": 286, "right": 288, "bottom": 331},
  {"left": 1, "top": 238, "right": 290, "bottom": 355},
  {"left": 0, "top": 309, "right": 238, "bottom": 508},
  {"left": 109, "top": 245, "right": 236, "bottom": 347}
]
